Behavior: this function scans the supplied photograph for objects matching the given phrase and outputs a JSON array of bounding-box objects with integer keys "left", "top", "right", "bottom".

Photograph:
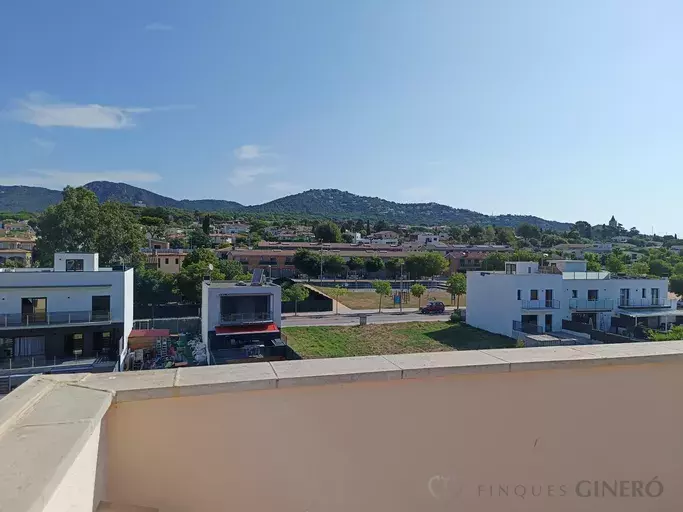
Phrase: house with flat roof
[
  {"left": 0, "top": 253, "right": 133, "bottom": 387},
  {"left": 201, "top": 274, "right": 284, "bottom": 364},
  {"left": 466, "top": 260, "right": 679, "bottom": 340}
]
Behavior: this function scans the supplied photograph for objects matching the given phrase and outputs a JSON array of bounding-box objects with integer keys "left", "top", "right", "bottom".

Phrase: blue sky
[{"left": 1, "top": 1, "right": 682, "bottom": 234}]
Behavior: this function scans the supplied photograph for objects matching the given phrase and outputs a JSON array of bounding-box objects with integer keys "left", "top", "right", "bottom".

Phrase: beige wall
[{"left": 105, "top": 361, "right": 683, "bottom": 512}]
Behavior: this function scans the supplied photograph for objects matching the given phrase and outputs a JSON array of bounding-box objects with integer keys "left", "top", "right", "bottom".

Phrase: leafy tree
[
  {"left": 323, "top": 254, "right": 345, "bottom": 276},
  {"left": 467, "top": 225, "right": 484, "bottom": 243},
  {"left": 314, "top": 221, "right": 342, "bottom": 243},
  {"left": 293, "top": 249, "right": 320, "bottom": 278},
  {"left": 404, "top": 252, "right": 448, "bottom": 279},
  {"left": 188, "top": 228, "right": 212, "bottom": 249},
  {"left": 1, "top": 259, "right": 25, "bottom": 268},
  {"left": 583, "top": 252, "right": 602, "bottom": 272},
  {"left": 372, "top": 220, "right": 389, "bottom": 233},
  {"left": 219, "top": 259, "right": 251, "bottom": 280},
  {"left": 481, "top": 252, "right": 507, "bottom": 271},
  {"left": 648, "top": 325, "right": 683, "bottom": 341},
  {"left": 509, "top": 249, "right": 539, "bottom": 262},
  {"left": 385, "top": 258, "right": 404, "bottom": 279},
  {"left": 341, "top": 232, "right": 355, "bottom": 243},
  {"left": 410, "top": 283, "right": 427, "bottom": 308},
  {"left": 36, "top": 187, "right": 144, "bottom": 265},
  {"left": 169, "top": 238, "right": 188, "bottom": 249},
  {"left": 346, "top": 256, "right": 365, "bottom": 272},
  {"left": 516, "top": 223, "right": 541, "bottom": 240},
  {"left": 629, "top": 261, "right": 650, "bottom": 276},
  {"left": 327, "top": 285, "right": 348, "bottom": 315},
  {"left": 202, "top": 214, "right": 211, "bottom": 234},
  {"left": 573, "top": 221, "right": 592, "bottom": 239},
  {"left": 134, "top": 267, "right": 177, "bottom": 305},
  {"left": 494, "top": 227, "right": 515, "bottom": 245},
  {"left": 605, "top": 253, "right": 626, "bottom": 274},
  {"left": 372, "top": 280, "right": 392, "bottom": 312},
  {"left": 364, "top": 256, "right": 385, "bottom": 273},
  {"left": 140, "top": 216, "right": 164, "bottom": 227},
  {"left": 182, "top": 248, "right": 220, "bottom": 269},
  {"left": 282, "top": 283, "right": 310, "bottom": 316},
  {"left": 649, "top": 259, "right": 673, "bottom": 277},
  {"left": 449, "top": 225, "right": 466, "bottom": 242},
  {"left": 175, "top": 263, "right": 225, "bottom": 302},
  {"left": 673, "top": 262, "right": 683, "bottom": 276},
  {"left": 669, "top": 275, "right": 683, "bottom": 298},
  {"left": 446, "top": 273, "right": 467, "bottom": 309}
]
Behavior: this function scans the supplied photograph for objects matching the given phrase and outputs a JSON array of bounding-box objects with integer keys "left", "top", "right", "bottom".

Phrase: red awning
[
  {"left": 215, "top": 323, "right": 279, "bottom": 336},
  {"left": 129, "top": 329, "right": 170, "bottom": 338}
]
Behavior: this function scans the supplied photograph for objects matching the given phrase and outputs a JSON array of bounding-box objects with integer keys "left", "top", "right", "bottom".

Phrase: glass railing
[
  {"left": 219, "top": 312, "right": 274, "bottom": 324},
  {"left": 521, "top": 299, "right": 560, "bottom": 309},
  {"left": 618, "top": 298, "right": 674, "bottom": 309},
  {"left": 0, "top": 310, "right": 111, "bottom": 328},
  {"left": 569, "top": 299, "right": 614, "bottom": 310},
  {"left": 512, "top": 320, "right": 543, "bottom": 334}
]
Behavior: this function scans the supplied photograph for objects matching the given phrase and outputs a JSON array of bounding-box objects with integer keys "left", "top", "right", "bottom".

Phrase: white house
[
  {"left": 201, "top": 276, "right": 283, "bottom": 365},
  {"left": 466, "top": 260, "right": 677, "bottom": 339},
  {"left": 220, "top": 223, "right": 250, "bottom": 235},
  {"left": 0, "top": 252, "right": 133, "bottom": 373},
  {"left": 415, "top": 233, "right": 440, "bottom": 244}
]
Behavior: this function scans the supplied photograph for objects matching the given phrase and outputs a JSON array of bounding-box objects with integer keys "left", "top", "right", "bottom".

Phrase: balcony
[
  {"left": 521, "top": 299, "right": 560, "bottom": 309},
  {"left": 219, "top": 311, "right": 273, "bottom": 325},
  {"left": 5, "top": 343, "right": 683, "bottom": 511},
  {"left": 0, "top": 310, "right": 112, "bottom": 329},
  {"left": 569, "top": 298, "right": 615, "bottom": 311},
  {"left": 618, "top": 298, "right": 675, "bottom": 309}
]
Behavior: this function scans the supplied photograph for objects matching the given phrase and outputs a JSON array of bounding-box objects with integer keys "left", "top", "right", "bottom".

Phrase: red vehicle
[{"left": 419, "top": 301, "right": 445, "bottom": 314}]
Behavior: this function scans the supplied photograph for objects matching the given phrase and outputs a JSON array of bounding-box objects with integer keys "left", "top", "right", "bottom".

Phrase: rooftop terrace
[{"left": 3, "top": 343, "right": 683, "bottom": 511}]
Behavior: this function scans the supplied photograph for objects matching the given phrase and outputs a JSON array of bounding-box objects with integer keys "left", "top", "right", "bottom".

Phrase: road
[{"left": 283, "top": 311, "right": 453, "bottom": 327}]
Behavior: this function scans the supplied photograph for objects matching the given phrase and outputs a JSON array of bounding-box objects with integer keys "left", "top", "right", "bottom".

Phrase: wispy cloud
[
  {"left": 0, "top": 169, "right": 162, "bottom": 188},
  {"left": 5, "top": 92, "right": 192, "bottom": 130},
  {"left": 32, "top": 137, "right": 56, "bottom": 153},
  {"left": 268, "top": 181, "right": 301, "bottom": 194},
  {"left": 234, "top": 144, "right": 269, "bottom": 160},
  {"left": 228, "top": 167, "right": 276, "bottom": 186},
  {"left": 145, "top": 22, "right": 173, "bottom": 31}
]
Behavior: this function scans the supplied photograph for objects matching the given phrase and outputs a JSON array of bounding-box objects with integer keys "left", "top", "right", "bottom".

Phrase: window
[
  {"left": 165, "top": 258, "right": 169, "bottom": 265},
  {"left": 91, "top": 296, "right": 110, "bottom": 314},
  {"left": 652, "top": 288, "right": 660, "bottom": 303},
  {"left": 588, "top": 290, "right": 598, "bottom": 301},
  {"left": 505, "top": 263, "right": 517, "bottom": 274},
  {"left": 517, "top": 290, "right": 521, "bottom": 300},
  {"left": 459, "top": 258, "right": 465, "bottom": 266},
  {"left": 175, "top": 258, "right": 179, "bottom": 265},
  {"left": 157, "top": 260, "right": 161, "bottom": 268},
  {"left": 530, "top": 290, "right": 539, "bottom": 301},
  {"left": 572, "top": 290, "right": 578, "bottom": 299},
  {"left": 22, "top": 297, "right": 46, "bottom": 322},
  {"left": 642, "top": 288, "right": 647, "bottom": 299},
  {"left": 65, "top": 258, "right": 84, "bottom": 272}
]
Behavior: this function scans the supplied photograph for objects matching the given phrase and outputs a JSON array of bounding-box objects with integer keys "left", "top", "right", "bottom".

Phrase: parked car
[{"left": 419, "top": 301, "right": 445, "bottom": 314}]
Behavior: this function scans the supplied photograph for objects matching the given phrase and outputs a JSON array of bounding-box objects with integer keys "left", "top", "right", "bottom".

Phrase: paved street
[{"left": 282, "top": 310, "right": 453, "bottom": 327}]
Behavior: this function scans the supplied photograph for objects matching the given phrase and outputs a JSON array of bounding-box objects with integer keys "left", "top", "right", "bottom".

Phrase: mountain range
[{"left": 0, "top": 181, "right": 572, "bottom": 231}]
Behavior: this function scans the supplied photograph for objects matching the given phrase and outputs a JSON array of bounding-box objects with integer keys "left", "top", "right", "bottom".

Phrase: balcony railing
[
  {"left": 618, "top": 298, "right": 674, "bottom": 309},
  {"left": 219, "top": 311, "right": 274, "bottom": 325},
  {"left": 512, "top": 320, "right": 543, "bottom": 334},
  {"left": 569, "top": 298, "right": 614, "bottom": 311},
  {"left": 521, "top": 299, "right": 560, "bottom": 309},
  {"left": 0, "top": 310, "right": 112, "bottom": 329}
]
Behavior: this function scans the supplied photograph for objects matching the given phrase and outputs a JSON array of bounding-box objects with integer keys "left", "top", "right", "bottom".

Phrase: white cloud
[
  {"left": 0, "top": 169, "right": 162, "bottom": 188},
  {"left": 228, "top": 167, "right": 276, "bottom": 186},
  {"left": 145, "top": 22, "right": 173, "bottom": 31},
  {"left": 5, "top": 92, "right": 191, "bottom": 129},
  {"left": 268, "top": 181, "right": 301, "bottom": 194},
  {"left": 32, "top": 137, "right": 56, "bottom": 153},
  {"left": 233, "top": 145, "right": 267, "bottom": 160}
]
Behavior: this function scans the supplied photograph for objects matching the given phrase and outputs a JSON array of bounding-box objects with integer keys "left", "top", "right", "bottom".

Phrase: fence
[
  {"left": 133, "top": 317, "right": 201, "bottom": 334},
  {"left": 561, "top": 319, "right": 634, "bottom": 344},
  {"left": 282, "top": 297, "right": 333, "bottom": 314},
  {"left": 512, "top": 320, "right": 543, "bottom": 335}
]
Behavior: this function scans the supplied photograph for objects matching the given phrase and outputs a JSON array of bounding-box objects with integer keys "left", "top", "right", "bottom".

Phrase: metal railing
[
  {"left": 569, "top": 298, "right": 615, "bottom": 311},
  {"left": 512, "top": 320, "right": 543, "bottom": 334},
  {"left": 618, "top": 298, "right": 674, "bottom": 309},
  {"left": 521, "top": 299, "right": 560, "bottom": 309},
  {"left": 219, "top": 311, "right": 273, "bottom": 325},
  {"left": 0, "top": 310, "right": 112, "bottom": 328}
]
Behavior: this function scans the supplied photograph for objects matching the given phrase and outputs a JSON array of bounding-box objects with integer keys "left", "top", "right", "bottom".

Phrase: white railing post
[{"left": 68, "top": 313, "right": 71, "bottom": 324}]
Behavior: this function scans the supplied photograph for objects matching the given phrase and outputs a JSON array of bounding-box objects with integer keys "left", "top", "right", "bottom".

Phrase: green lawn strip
[{"left": 282, "top": 322, "right": 514, "bottom": 359}]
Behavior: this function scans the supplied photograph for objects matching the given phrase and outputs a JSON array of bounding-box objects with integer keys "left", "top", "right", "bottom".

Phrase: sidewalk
[{"left": 282, "top": 306, "right": 461, "bottom": 318}]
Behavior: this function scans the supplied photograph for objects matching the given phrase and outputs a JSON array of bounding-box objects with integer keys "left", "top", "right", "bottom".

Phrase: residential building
[
  {"left": 0, "top": 252, "right": 133, "bottom": 381},
  {"left": 257, "top": 241, "right": 407, "bottom": 253},
  {"left": 447, "top": 251, "right": 489, "bottom": 273},
  {"left": 670, "top": 245, "right": 683, "bottom": 255},
  {"left": 209, "top": 233, "right": 233, "bottom": 245},
  {"left": 369, "top": 237, "right": 399, "bottom": 245},
  {"left": 201, "top": 276, "right": 284, "bottom": 364},
  {"left": 142, "top": 249, "right": 188, "bottom": 274},
  {"left": 0, "top": 237, "right": 36, "bottom": 251},
  {"left": 414, "top": 233, "right": 441, "bottom": 244},
  {"left": 553, "top": 243, "right": 614, "bottom": 258},
  {"left": 146, "top": 238, "right": 170, "bottom": 250},
  {"left": 466, "top": 260, "right": 677, "bottom": 339},
  {"left": 428, "top": 243, "right": 513, "bottom": 255},
  {"left": 219, "top": 222, "right": 250, "bottom": 234},
  {"left": 370, "top": 230, "right": 399, "bottom": 240}
]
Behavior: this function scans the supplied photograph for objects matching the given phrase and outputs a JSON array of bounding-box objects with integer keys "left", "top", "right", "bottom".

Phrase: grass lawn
[
  {"left": 282, "top": 321, "right": 513, "bottom": 359},
  {"left": 314, "top": 287, "right": 465, "bottom": 311}
]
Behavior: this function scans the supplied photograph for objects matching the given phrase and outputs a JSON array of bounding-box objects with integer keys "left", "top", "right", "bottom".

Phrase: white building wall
[
  {"left": 204, "top": 284, "right": 282, "bottom": 331},
  {"left": 466, "top": 271, "right": 564, "bottom": 337}
]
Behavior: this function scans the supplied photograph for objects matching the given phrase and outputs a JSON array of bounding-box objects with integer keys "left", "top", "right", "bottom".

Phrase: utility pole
[
  {"left": 399, "top": 261, "right": 404, "bottom": 313},
  {"left": 319, "top": 240, "right": 324, "bottom": 286}
]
